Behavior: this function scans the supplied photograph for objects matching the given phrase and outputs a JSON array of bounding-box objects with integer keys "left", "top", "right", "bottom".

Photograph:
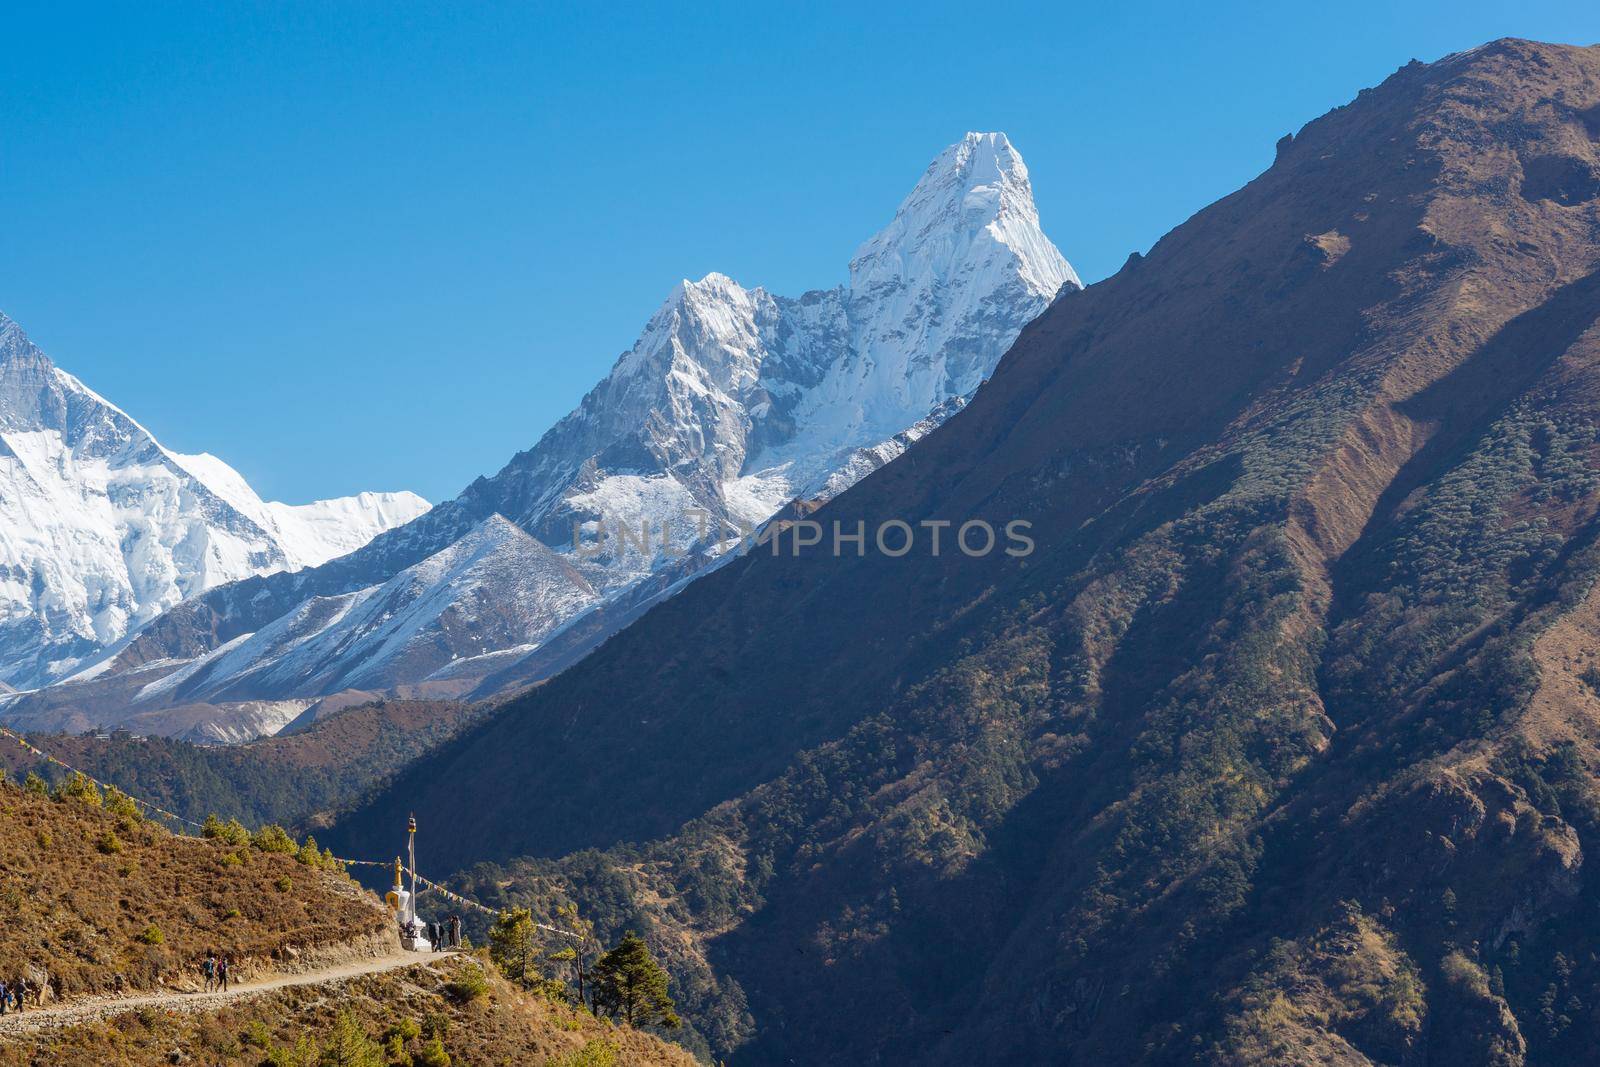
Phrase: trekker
[
  {"left": 0, "top": 977, "right": 8, "bottom": 1015},
  {"left": 452, "top": 914, "right": 462, "bottom": 948},
  {"left": 218, "top": 957, "right": 230, "bottom": 993},
  {"left": 202, "top": 954, "right": 216, "bottom": 992}
]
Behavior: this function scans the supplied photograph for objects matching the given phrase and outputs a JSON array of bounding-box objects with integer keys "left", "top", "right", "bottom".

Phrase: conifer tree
[
  {"left": 591, "top": 931, "right": 680, "bottom": 1029},
  {"left": 488, "top": 907, "right": 538, "bottom": 987},
  {"left": 552, "top": 901, "right": 598, "bottom": 1009},
  {"left": 318, "top": 1010, "right": 384, "bottom": 1066}
]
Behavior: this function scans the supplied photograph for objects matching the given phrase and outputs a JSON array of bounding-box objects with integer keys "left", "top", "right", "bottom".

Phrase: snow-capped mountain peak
[
  {"left": 163, "top": 449, "right": 430, "bottom": 571},
  {"left": 5, "top": 133, "right": 1075, "bottom": 732},
  {"left": 850, "top": 131, "right": 1078, "bottom": 298},
  {"left": 0, "top": 312, "right": 430, "bottom": 689}
]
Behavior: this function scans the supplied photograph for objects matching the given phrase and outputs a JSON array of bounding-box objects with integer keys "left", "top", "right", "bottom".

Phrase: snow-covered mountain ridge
[
  {"left": 0, "top": 312, "right": 430, "bottom": 689},
  {"left": 8, "top": 131, "right": 1075, "bottom": 732},
  {"left": 504, "top": 132, "right": 1077, "bottom": 582}
]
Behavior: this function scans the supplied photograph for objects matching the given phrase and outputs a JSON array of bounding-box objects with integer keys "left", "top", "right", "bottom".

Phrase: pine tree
[
  {"left": 54, "top": 771, "right": 102, "bottom": 806},
  {"left": 591, "top": 931, "right": 679, "bottom": 1029},
  {"left": 318, "top": 1010, "right": 384, "bottom": 1066},
  {"left": 488, "top": 907, "right": 538, "bottom": 987},
  {"left": 552, "top": 901, "right": 598, "bottom": 1009}
]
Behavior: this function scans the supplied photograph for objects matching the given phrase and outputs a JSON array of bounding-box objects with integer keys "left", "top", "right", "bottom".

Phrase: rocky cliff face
[
  {"left": 20, "top": 132, "right": 1073, "bottom": 724},
  {"left": 330, "top": 40, "right": 1600, "bottom": 1066},
  {"left": 0, "top": 314, "right": 428, "bottom": 691}
]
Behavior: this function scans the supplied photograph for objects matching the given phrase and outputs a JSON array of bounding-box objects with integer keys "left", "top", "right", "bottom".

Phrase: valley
[{"left": 7, "top": 25, "right": 1600, "bottom": 1067}]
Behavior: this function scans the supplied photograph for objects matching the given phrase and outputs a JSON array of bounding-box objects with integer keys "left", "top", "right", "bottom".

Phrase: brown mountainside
[
  {"left": 0, "top": 774, "right": 694, "bottom": 1066},
  {"left": 0, "top": 775, "right": 386, "bottom": 1000},
  {"left": 331, "top": 40, "right": 1600, "bottom": 1064},
  {"left": 0, "top": 957, "right": 697, "bottom": 1067}
]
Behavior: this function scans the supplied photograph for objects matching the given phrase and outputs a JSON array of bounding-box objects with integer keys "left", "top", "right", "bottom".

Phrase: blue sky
[{"left": 3, "top": 2, "right": 1597, "bottom": 504}]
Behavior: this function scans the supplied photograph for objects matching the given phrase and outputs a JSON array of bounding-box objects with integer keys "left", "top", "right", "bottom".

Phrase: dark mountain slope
[
  {"left": 334, "top": 40, "right": 1600, "bottom": 1064},
  {"left": 0, "top": 699, "right": 485, "bottom": 829},
  {"left": 333, "top": 38, "right": 1458, "bottom": 868}
]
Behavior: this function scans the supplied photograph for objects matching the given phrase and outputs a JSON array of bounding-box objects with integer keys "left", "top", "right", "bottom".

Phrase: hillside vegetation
[
  {"left": 0, "top": 769, "right": 695, "bottom": 1066},
  {"left": 0, "top": 952, "right": 695, "bottom": 1067},
  {"left": 333, "top": 40, "right": 1600, "bottom": 1065},
  {"left": 0, "top": 699, "right": 484, "bottom": 830},
  {"left": 0, "top": 770, "right": 384, "bottom": 999}
]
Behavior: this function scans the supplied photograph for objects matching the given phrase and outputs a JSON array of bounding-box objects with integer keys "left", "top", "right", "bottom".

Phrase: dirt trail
[{"left": 0, "top": 948, "right": 455, "bottom": 1036}]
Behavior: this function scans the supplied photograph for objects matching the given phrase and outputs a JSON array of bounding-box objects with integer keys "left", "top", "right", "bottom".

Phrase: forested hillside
[
  {"left": 0, "top": 770, "right": 695, "bottom": 1066},
  {"left": 330, "top": 40, "right": 1600, "bottom": 1064},
  {"left": 0, "top": 699, "right": 484, "bottom": 830}
]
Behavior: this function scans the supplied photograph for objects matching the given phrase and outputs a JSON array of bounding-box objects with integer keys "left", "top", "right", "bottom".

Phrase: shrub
[
  {"left": 275, "top": 875, "right": 293, "bottom": 893},
  {"left": 296, "top": 836, "right": 323, "bottom": 867},
  {"left": 553, "top": 1040, "right": 619, "bottom": 1067},
  {"left": 383, "top": 1031, "right": 413, "bottom": 1066},
  {"left": 414, "top": 1036, "right": 451, "bottom": 1067},
  {"left": 139, "top": 924, "right": 164, "bottom": 945},
  {"left": 318, "top": 1011, "right": 383, "bottom": 1067},
  {"left": 202, "top": 814, "right": 251, "bottom": 846},
  {"left": 54, "top": 771, "right": 103, "bottom": 806},
  {"left": 96, "top": 830, "right": 123, "bottom": 854},
  {"left": 241, "top": 1019, "right": 273, "bottom": 1048},
  {"left": 1441, "top": 950, "right": 1491, "bottom": 999},
  {"left": 445, "top": 964, "right": 489, "bottom": 1003},
  {"left": 265, "top": 1035, "right": 319, "bottom": 1067},
  {"left": 24, "top": 772, "right": 48, "bottom": 796},
  {"left": 103, "top": 785, "right": 143, "bottom": 821},
  {"left": 383, "top": 1018, "right": 421, "bottom": 1044},
  {"left": 252, "top": 823, "right": 297, "bottom": 855}
]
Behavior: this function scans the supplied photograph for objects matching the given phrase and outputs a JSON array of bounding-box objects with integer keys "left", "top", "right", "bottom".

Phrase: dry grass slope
[
  {"left": 0, "top": 776, "right": 385, "bottom": 999},
  {"left": 0, "top": 953, "right": 695, "bottom": 1067}
]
